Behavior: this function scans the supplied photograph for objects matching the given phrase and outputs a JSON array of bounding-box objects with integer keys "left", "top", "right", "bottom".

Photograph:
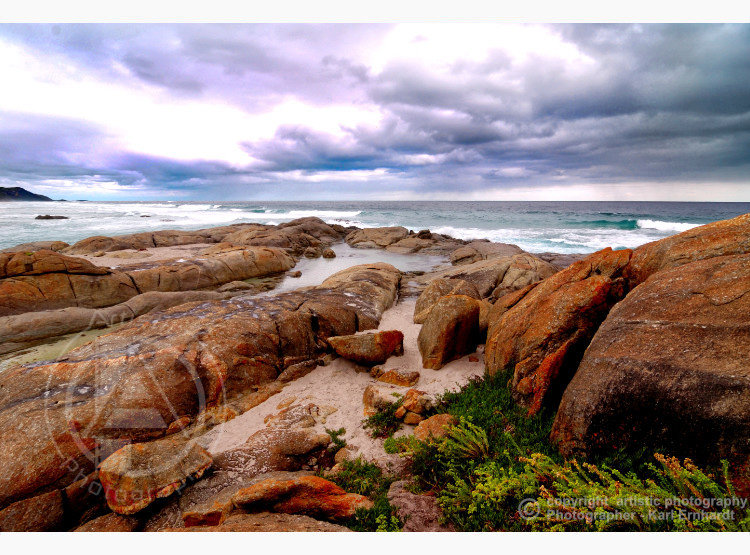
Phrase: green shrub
[
  {"left": 362, "top": 399, "right": 403, "bottom": 438},
  {"left": 325, "top": 427, "right": 347, "bottom": 450},
  {"left": 391, "top": 373, "right": 748, "bottom": 532},
  {"left": 324, "top": 458, "right": 402, "bottom": 532},
  {"left": 437, "top": 452, "right": 749, "bottom": 532},
  {"left": 384, "top": 435, "right": 419, "bottom": 454}
]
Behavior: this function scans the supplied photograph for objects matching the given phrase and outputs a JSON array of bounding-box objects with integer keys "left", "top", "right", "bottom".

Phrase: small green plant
[
  {"left": 325, "top": 458, "right": 402, "bottom": 532},
  {"left": 325, "top": 427, "right": 347, "bottom": 450},
  {"left": 375, "top": 512, "right": 402, "bottom": 532},
  {"left": 363, "top": 399, "right": 403, "bottom": 438},
  {"left": 441, "top": 417, "right": 490, "bottom": 460},
  {"left": 384, "top": 434, "right": 420, "bottom": 455}
]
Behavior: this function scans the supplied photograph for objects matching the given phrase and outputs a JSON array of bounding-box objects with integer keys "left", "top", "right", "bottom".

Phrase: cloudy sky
[{"left": 0, "top": 23, "right": 749, "bottom": 201}]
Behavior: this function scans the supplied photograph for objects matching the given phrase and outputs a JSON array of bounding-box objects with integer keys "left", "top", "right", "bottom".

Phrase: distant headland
[{"left": 0, "top": 186, "right": 53, "bottom": 202}]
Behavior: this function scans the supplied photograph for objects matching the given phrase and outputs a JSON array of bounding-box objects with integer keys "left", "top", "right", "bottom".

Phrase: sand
[{"left": 197, "top": 297, "right": 485, "bottom": 470}]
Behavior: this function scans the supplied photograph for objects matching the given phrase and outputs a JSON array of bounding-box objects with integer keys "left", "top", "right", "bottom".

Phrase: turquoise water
[{"left": 2, "top": 200, "right": 749, "bottom": 253}]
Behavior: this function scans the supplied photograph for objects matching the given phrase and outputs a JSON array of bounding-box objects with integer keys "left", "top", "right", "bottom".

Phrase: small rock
[
  {"left": 403, "top": 412, "right": 423, "bottom": 425},
  {"left": 278, "top": 360, "right": 318, "bottom": 382},
  {"left": 322, "top": 248, "right": 336, "bottom": 258},
  {"left": 334, "top": 446, "right": 357, "bottom": 465},
  {"left": 217, "top": 280, "right": 254, "bottom": 292},
  {"left": 468, "top": 355, "right": 479, "bottom": 363},
  {"left": 289, "top": 270, "right": 302, "bottom": 278},
  {"left": 277, "top": 396, "right": 297, "bottom": 410},
  {"left": 166, "top": 415, "right": 192, "bottom": 435},
  {"left": 369, "top": 365, "right": 385, "bottom": 378},
  {"left": 394, "top": 406, "right": 407, "bottom": 419},
  {"left": 316, "top": 353, "right": 336, "bottom": 366},
  {"left": 401, "top": 389, "right": 435, "bottom": 415},
  {"left": 387, "top": 481, "right": 454, "bottom": 532},
  {"left": 231, "top": 475, "right": 372, "bottom": 522},
  {"left": 363, "top": 384, "right": 399, "bottom": 416},
  {"left": 414, "top": 414, "right": 457, "bottom": 442},
  {"left": 377, "top": 368, "right": 420, "bottom": 387},
  {"left": 35, "top": 215, "right": 69, "bottom": 220},
  {"left": 328, "top": 330, "right": 404, "bottom": 366},
  {"left": 303, "top": 247, "right": 321, "bottom": 258}
]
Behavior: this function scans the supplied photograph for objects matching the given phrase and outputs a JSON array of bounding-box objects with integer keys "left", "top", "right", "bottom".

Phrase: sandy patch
[{"left": 197, "top": 297, "right": 485, "bottom": 471}]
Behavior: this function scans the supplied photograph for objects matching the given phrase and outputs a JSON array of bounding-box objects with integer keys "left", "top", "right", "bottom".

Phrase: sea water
[{"left": 2, "top": 200, "right": 750, "bottom": 254}]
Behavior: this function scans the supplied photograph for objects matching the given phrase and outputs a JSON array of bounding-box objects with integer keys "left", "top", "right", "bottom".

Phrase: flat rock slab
[
  {"left": 99, "top": 438, "right": 212, "bottom": 514},
  {"left": 164, "top": 512, "right": 350, "bottom": 532}
]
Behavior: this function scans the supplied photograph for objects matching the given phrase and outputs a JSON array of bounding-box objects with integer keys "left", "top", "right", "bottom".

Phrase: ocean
[{"left": 2, "top": 200, "right": 750, "bottom": 254}]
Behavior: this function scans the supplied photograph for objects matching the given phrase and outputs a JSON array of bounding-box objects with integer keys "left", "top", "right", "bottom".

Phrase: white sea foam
[
  {"left": 422, "top": 225, "right": 660, "bottom": 254},
  {"left": 636, "top": 219, "right": 701, "bottom": 232}
]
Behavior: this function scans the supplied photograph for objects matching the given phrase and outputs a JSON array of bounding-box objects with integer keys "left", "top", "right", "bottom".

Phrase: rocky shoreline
[{"left": 0, "top": 214, "right": 748, "bottom": 531}]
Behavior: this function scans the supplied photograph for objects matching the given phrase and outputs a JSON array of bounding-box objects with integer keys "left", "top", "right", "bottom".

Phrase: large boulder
[
  {"left": 413, "top": 278, "right": 480, "bottom": 324},
  {"left": 418, "top": 295, "right": 481, "bottom": 370},
  {"left": 384, "top": 234, "right": 465, "bottom": 256},
  {"left": 345, "top": 226, "right": 409, "bottom": 248},
  {"left": 427, "top": 253, "right": 557, "bottom": 299},
  {"left": 485, "top": 248, "right": 632, "bottom": 415},
  {"left": 99, "top": 439, "right": 212, "bottom": 514},
  {"left": 327, "top": 330, "right": 404, "bottom": 366},
  {"left": 1, "top": 240, "right": 70, "bottom": 253},
  {"left": 122, "top": 246, "right": 294, "bottom": 293},
  {"left": 0, "top": 247, "right": 294, "bottom": 317},
  {"left": 0, "top": 290, "right": 232, "bottom": 356},
  {"left": 449, "top": 241, "right": 524, "bottom": 265},
  {"left": 0, "top": 249, "right": 108, "bottom": 279},
  {"left": 624, "top": 212, "right": 750, "bottom": 286},
  {"left": 222, "top": 217, "right": 342, "bottom": 257},
  {"left": 62, "top": 218, "right": 342, "bottom": 257},
  {"left": 64, "top": 230, "right": 216, "bottom": 255},
  {"left": 0, "top": 263, "right": 400, "bottom": 512},
  {"left": 224, "top": 228, "right": 322, "bottom": 256},
  {"left": 231, "top": 475, "right": 372, "bottom": 522},
  {"left": 0, "top": 490, "right": 65, "bottom": 532},
  {"left": 551, "top": 254, "right": 750, "bottom": 474}
]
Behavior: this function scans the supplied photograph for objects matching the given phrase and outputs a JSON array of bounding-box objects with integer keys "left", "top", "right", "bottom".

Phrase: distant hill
[{"left": 0, "top": 187, "right": 53, "bottom": 201}]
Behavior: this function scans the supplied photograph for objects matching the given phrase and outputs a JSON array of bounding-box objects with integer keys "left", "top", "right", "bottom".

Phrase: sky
[{"left": 0, "top": 23, "right": 749, "bottom": 201}]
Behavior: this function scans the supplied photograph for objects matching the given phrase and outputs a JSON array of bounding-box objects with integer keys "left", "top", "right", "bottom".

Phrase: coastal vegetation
[{"left": 381, "top": 373, "right": 750, "bottom": 532}]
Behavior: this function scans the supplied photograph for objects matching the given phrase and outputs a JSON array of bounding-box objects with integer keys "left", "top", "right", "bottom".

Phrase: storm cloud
[{"left": 0, "top": 23, "right": 748, "bottom": 200}]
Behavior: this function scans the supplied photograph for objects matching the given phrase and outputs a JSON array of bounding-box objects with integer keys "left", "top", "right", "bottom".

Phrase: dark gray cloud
[{"left": 0, "top": 23, "right": 749, "bottom": 200}]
